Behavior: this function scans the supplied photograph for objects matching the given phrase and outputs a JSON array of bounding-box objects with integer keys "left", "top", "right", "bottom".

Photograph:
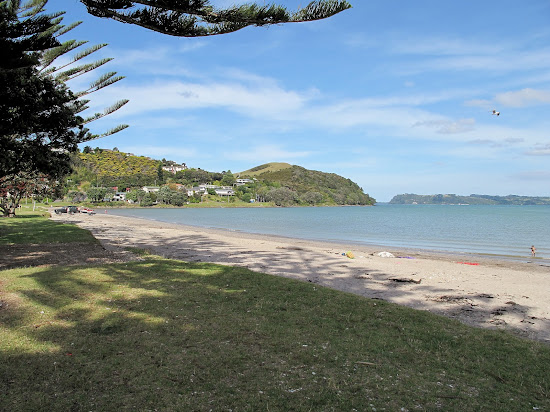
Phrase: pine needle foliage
[
  {"left": 80, "top": 0, "right": 352, "bottom": 37},
  {"left": 28, "top": 2, "right": 129, "bottom": 141}
]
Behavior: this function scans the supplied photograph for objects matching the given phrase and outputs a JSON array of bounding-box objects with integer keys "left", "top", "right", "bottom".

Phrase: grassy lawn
[
  {"left": 1, "top": 216, "right": 549, "bottom": 411},
  {"left": 0, "top": 212, "right": 97, "bottom": 245}
]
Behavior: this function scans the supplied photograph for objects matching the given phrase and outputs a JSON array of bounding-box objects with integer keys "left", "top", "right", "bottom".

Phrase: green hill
[
  {"left": 68, "top": 151, "right": 375, "bottom": 206},
  {"left": 70, "top": 150, "right": 161, "bottom": 188},
  {"left": 239, "top": 163, "right": 375, "bottom": 206}
]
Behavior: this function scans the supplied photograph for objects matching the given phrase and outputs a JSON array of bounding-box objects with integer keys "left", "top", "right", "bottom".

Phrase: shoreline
[
  {"left": 51, "top": 211, "right": 550, "bottom": 344},
  {"left": 97, "top": 206, "right": 549, "bottom": 265}
]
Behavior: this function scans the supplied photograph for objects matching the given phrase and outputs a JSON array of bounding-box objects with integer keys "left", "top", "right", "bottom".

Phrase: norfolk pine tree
[{"left": 0, "top": 0, "right": 128, "bottom": 216}]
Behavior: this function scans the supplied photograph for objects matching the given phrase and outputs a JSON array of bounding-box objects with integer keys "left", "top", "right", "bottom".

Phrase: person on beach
[{"left": 531, "top": 245, "right": 536, "bottom": 257}]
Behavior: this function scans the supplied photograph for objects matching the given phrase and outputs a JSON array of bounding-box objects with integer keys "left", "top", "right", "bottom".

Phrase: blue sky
[{"left": 48, "top": 0, "right": 550, "bottom": 201}]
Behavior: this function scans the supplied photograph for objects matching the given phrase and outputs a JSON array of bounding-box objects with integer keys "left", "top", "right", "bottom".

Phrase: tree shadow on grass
[
  {"left": 0, "top": 217, "right": 96, "bottom": 245},
  {"left": 1, "top": 258, "right": 550, "bottom": 411},
  {"left": 0, "top": 242, "right": 130, "bottom": 270},
  {"left": 71, "top": 212, "right": 550, "bottom": 345}
]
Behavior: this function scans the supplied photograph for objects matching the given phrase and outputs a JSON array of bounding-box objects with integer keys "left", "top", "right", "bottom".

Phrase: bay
[{"left": 106, "top": 204, "right": 550, "bottom": 261}]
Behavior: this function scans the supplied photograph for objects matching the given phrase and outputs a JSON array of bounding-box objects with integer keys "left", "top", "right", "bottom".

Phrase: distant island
[{"left": 389, "top": 194, "right": 550, "bottom": 205}]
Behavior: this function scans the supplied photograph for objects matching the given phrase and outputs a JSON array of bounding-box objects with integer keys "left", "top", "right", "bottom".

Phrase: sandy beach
[{"left": 51, "top": 211, "right": 550, "bottom": 344}]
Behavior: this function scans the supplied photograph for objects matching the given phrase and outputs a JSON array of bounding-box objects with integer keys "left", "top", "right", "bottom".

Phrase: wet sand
[{"left": 51, "top": 211, "right": 550, "bottom": 344}]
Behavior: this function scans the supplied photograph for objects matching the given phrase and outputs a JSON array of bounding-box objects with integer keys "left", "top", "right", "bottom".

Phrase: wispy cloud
[
  {"left": 495, "top": 88, "right": 550, "bottom": 107},
  {"left": 398, "top": 51, "right": 550, "bottom": 76},
  {"left": 226, "top": 144, "right": 312, "bottom": 163},
  {"left": 465, "top": 99, "right": 493, "bottom": 109},
  {"left": 89, "top": 72, "right": 549, "bottom": 153},
  {"left": 513, "top": 170, "right": 550, "bottom": 180},
  {"left": 361, "top": 32, "right": 550, "bottom": 76},
  {"left": 105, "top": 42, "right": 208, "bottom": 79},
  {"left": 90, "top": 78, "right": 312, "bottom": 118},
  {"left": 467, "top": 137, "right": 524, "bottom": 149},
  {"left": 413, "top": 119, "right": 476, "bottom": 134},
  {"left": 525, "top": 144, "right": 550, "bottom": 156},
  {"left": 390, "top": 36, "right": 506, "bottom": 56},
  {"left": 122, "top": 146, "right": 199, "bottom": 158}
]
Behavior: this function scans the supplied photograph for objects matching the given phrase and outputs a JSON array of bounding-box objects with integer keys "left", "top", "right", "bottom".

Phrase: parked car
[
  {"left": 79, "top": 207, "right": 96, "bottom": 215},
  {"left": 54, "top": 206, "right": 79, "bottom": 214},
  {"left": 54, "top": 206, "right": 68, "bottom": 214}
]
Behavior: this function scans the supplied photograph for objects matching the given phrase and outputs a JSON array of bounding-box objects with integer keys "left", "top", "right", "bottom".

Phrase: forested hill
[
  {"left": 73, "top": 150, "right": 161, "bottom": 187},
  {"left": 69, "top": 152, "right": 375, "bottom": 206},
  {"left": 390, "top": 193, "right": 550, "bottom": 205},
  {"left": 239, "top": 163, "right": 375, "bottom": 205}
]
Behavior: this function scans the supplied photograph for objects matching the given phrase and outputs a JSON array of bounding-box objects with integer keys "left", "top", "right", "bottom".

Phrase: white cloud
[
  {"left": 378, "top": 33, "right": 550, "bottom": 75},
  {"left": 413, "top": 119, "right": 476, "bottom": 134},
  {"left": 390, "top": 37, "right": 504, "bottom": 56},
  {"left": 466, "top": 137, "right": 523, "bottom": 149},
  {"left": 400, "top": 53, "right": 550, "bottom": 75},
  {"left": 122, "top": 146, "right": 199, "bottom": 158},
  {"left": 90, "top": 79, "right": 311, "bottom": 118},
  {"left": 525, "top": 144, "right": 550, "bottom": 156},
  {"left": 465, "top": 99, "right": 492, "bottom": 108},
  {"left": 226, "top": 144, "right": 312, "bottom": 162},
  {"left": 104, "top": 42, "right": 207, "bottom": 79},
  {"left": 311, "top": 160, "right": 379, "bottom": 170},
  {"left": 299, "top": 91, "right": 471, "bottom": 133},
  {"left": 495, "top": 88, "right": 550, "bottom": 107},
  {"left": 513, "top": 171, "right": 550, "bottom": 180}
]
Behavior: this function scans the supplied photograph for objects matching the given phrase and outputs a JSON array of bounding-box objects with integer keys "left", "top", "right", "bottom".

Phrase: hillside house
[
  {"left": 112, "top": 192, "right": 126, "bottom": 201},
  {"left": 215, "top": 187, "right": 235, "bottom": 196},
  {"left": 162, "top": 164, "right": 187, "bottom": 174},
  {"left": 186, "top": 185, "right": 235, "bottom": 197},
  {"left": 187, "top": 187, "right": 207, "bottom": 197},
  {"left": 235, "top": 178, "right": 254, "bottom": 186}
]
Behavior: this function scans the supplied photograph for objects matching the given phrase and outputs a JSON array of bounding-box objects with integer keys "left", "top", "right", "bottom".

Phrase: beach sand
[{"left": 51, "top": 211, "right": 550, "bottom": 344}]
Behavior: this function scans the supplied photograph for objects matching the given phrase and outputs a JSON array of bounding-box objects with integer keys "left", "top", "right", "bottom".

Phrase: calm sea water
[{"left": 107, "top": 204, "right": 549, "bottom": 261}]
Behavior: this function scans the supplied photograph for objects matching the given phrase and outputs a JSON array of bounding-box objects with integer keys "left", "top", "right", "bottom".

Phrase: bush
[
  {"left": 170, "top": 192, "right": 187, "bottom": 206},
  {"left": 141, "top": 193, "right": 153, "bottom": 206},
  {"left": 265, "top": 187, "right": 296, "bottom": 206}
]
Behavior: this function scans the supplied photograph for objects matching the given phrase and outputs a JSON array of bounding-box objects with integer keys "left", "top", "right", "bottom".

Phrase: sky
[{"left": 46, "top": 0, "right": 550, "bottom": 202}]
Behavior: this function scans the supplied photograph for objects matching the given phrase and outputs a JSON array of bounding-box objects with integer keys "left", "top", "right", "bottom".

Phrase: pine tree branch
[
  {"left": 58, "top": 58, "right": 114, "bottom": 83},
  {"left": 81, "top": 124, "right": 130, "bottom": 141},
  {"left": 80, "top": 0, "right": 352, "bottom": 37},
  {"left": 19, "top": 0, "right": 48, "bottom": 18},
  {"left": 80, "top": 72, "right": 125, "bottom": 95},
  {"left": 51, "top": 44, "right": 109, "bottom": 75},
  {"left": 55, "top": 20, "right": 82, "bottom": 37},
  {"left": 39, "top": 39, "right": 88, "bottom": 70},
  {"left": 81, "top": 99, "right": 129, "bottom": 124}
]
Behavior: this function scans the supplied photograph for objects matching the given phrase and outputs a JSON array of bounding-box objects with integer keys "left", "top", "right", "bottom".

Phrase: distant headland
[{"left": 389, "top": 194, "right": 550, "bottom": 205}]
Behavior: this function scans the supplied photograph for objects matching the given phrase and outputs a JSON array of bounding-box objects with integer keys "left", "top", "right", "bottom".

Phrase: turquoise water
[{"left": 107, "top": 204, "right": 549, "bottom": 261}]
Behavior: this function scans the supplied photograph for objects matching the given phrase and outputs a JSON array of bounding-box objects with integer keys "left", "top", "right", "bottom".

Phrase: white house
[
  {"left": 215, "top": 187, "right": 235, "bottom": 196},
  {"left": 142, "top": 186, "right": 160, "bottom": 193},
  {"left": 112, "top": 192, "right": 126, "bottom": 201},
  {"left": 187, "top": 186, "right": 206, "bottom": 197},
  {"left": 162, "top": 164, "right": 187, "bottom": 174},
  {"left": 235, "top": 178, "right": 254, "bottom": 186}
]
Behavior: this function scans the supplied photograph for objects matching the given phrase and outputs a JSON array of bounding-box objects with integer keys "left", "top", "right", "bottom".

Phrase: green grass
[
  {"left": 0, "top": 212, "right": 97, "bottom": 245},
  {"left": 1, "top": 257, "right": 549, "bottom": 411}
]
